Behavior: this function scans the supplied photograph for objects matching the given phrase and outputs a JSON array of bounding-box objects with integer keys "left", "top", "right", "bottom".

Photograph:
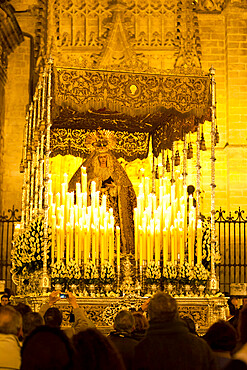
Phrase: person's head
[
  {"left": 132, "top": 312, "right": 149, "bottom": 332},
  {"left": 242, "top": 297, "right": 247, "bottom": 307},
  {"left": 228, "top": 296, "right": 239, "bottom": 315},
  {"left": 72, "top": 328, "right": 125, "bottom": 370},
  {"left": 98, "top": 155, "right": 107, "bottom": 168},
  {"left": 147, "top": 292, "right": 178, "bottom": 322},
  {"left": 14, "top": 302, "right": 32, "bottom": 317},
  {"left": 113, "top": 309, "right": 135, "bottom": 334},
  {"left": 1, "top": 294, "right": 9, "bottom": 306},
  {"left": 21, "top": 325, "right": 76, "bottom": 370},
  {"left": 44, "top": 307, "right": 63, "bottom": 328},
  {"left": 204, "top": 320, "right": 237, "bottom": 352},
  {"left": 231, "top": 296, "right": 239, "bottom": 308},
  {"left": 22, "top": 312, "right": 44, "bottom": 340},
  {"left": 0, "top": 305, "right": 22, "bottom": 337},
  {"left": 4, "top": 288, "right": 12, "bottom": 298},
  {"left": 181, "top": 316, "right": 197, "bottom": 335},
  {"left": 238, "top": 304, "right": 247, "bottom": 344}
]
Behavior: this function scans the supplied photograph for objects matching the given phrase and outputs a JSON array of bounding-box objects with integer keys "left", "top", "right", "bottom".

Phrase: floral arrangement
[
  {"left": 145, "top": 262, "right": 161, "bottom": 284},
  {"left": 66, "top": 260, "right": 81, "bottom": 286},
  {"left": 84, "top": 262, "right": 99, "bottom": 284},
  {"left": 163, "top": 262, "right": 178, "bottom": 284},
  {"left": 193, "top": 263, "right": 210, "bottom": 285},
  {"left": 100, "top": 262, "right": 115, "bottom": 284},
  {"left": 11, "top": 217, "right": 51, "bottom": 276},
  {"left": 177, "top": 263, "right": 195, "bottom": 285},
  {"left": 51, "top": 260, "right": 67, "bottom": 285},
  {"left": 202, "top": 218, "right": 221, "bottom": 269}
]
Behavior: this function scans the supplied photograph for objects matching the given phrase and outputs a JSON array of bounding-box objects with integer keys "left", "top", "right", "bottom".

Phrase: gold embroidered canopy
[{"left": 51, "top": 66, "right": 211, "bottom": 160}]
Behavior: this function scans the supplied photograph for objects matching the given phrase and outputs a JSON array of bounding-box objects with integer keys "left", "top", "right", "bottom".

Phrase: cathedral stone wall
[
  {"left": 1, "top": 6, "right": 35, "bottom": 213},
  {"left": 0, "top": 83, "right": 5, "bottom": 211},
  {"left": 198, "top": 3, "right": 247, "bottom": 214}
]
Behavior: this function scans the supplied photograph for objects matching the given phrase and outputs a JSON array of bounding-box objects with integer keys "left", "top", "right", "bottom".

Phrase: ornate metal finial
[
  {"left": 48, "top": 56, "right": 54, "bottom": 65},
  {"left": 187, "top": 142, "right": 193, "bottom": 159},
  {"left": 166, "top": 154, "right": 171, "bottom": 172},
  {"left": 174, "top": 150, "right": 180, "bottom": 166},
  {"left": 200, "top": 131, "right": 207, "bottom": 151},
  {"left": 209, "top": 65, "right": 215, "bottom": 75},
  {"left": 215, "top": 125, "right": 220, "bottom": 144}
]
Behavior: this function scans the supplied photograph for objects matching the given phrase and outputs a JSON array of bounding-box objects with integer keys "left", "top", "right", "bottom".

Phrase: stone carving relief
[
  {"left": 47, "top": 0, "right": 203, "bottom": 72},
  {"left": 0, "top": 2, "right": 23, "bottom": 85},
  {"left": 194, "top": 0, "right": 228, "bottom": 12}
]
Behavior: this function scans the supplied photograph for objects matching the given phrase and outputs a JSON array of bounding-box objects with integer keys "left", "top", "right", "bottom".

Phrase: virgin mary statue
[{"left": 68, "top": 149, "right": 137, "bottom": 255}]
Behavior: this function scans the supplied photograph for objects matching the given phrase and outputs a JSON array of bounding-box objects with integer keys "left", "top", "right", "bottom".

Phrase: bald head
[{"left": 0, "top": 306, "right": 22, "bottom": 336}]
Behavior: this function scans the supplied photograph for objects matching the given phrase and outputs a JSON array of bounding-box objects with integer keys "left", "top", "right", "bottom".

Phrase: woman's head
[
  {"left": 132, "top": 312, "right": 149, "bottom": 332},
  {"left": 204, "top": 320, "right": 237, "bottom": 352},
  {"left": 238, "top": 305, "right": 247, "bottom": 344},
  {"left": 72, "top": 328, "right": 125, "bottom": 370},
  {"left": 21, "top": 325, "right": 76, "bottom": 370}
]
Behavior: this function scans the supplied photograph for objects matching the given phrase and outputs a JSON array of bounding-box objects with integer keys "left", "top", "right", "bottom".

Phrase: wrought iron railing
[
  {"left": 0, "top": 206, "right": 21, "bottom": 293},
  {"left": 215, "top": 207, "right": 247, "bottom": 295}
]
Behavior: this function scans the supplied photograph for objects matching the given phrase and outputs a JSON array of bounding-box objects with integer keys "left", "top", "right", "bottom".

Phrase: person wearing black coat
[
  {"left": 133, "top": 292, "right": 217, "bottom": 370},
  {"left": 108, "top": 310, "right": 138, "bottom": 370}
]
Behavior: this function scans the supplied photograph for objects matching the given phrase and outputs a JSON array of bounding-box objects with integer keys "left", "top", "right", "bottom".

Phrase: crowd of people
[{"left": 1, "top": 290, "right": 247, "bottom": 370}]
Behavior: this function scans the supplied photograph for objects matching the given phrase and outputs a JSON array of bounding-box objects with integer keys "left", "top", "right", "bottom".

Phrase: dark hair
[
  {"left": 181, "top": 316, "right": 197, "bottom": 335},
  {"left": 132, "top": 312, "right": 149, "bottom": 332},
  {"left": 238, "top": 305, "right": 247, "bottom": 344},
  {"left": 4, "top": 288, "right": 12, "bottom": 297},
  {"left": 0, "top": 305, "right": 22, "bottom": 335},
  {"left": 148, "top": 292, "right": 178, "bottom": 321},
  {"left": 1, "top": 294, "right": 9, "bottom": 301},
  {"left": 204, "top": 320, "right": 237, "bottom": 352},
  {"left": 14, "top": 302, "right": 32, "bottom": 317},
  {"left": 22, "top": 312, "right": 44, "bottom": 340},
  {"left": 72, "top": 328, "right": 125, "bottom": 370},
  {"left": 114, "top": 310, "right": 135, "bottom": 333},
  {"left": 44, "top": 307, "right": 63, "bottom": 328},
  {"left": 21, "top": 325, "right": 76, "bottom": 370}
]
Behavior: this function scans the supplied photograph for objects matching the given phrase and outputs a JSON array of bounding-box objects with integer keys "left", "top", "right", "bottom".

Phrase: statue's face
[{"left": 98, "top": 155, "right": 107, "bottom": 168}]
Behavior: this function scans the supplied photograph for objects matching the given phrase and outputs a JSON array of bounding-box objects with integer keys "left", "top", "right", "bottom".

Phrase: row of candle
[
  {"left": 134, "top": 171, "right": 203, "bottom": 266},
  {"left": 48, "top": 167, "right": 202, "bottom": 268},
  {"left": 48, "top": 169, "right": 121, "bottom": 266}
]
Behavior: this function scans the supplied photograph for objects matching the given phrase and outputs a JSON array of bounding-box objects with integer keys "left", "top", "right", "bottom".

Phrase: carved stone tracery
[{"left": 48, "top": 0, "right": 203, "bottom": 72}]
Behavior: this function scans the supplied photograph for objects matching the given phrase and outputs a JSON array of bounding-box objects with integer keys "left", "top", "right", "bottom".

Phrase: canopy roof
[{"left": 51, "top": 66, "right": 211, "bottom": 160}]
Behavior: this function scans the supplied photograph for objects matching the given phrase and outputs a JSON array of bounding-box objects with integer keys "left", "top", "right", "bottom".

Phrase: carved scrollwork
[
  {"left": 54, "top": 67, "right": 211, "bottom": 116},
  {"left": 179, "top": 304, "right": 209, "bottom": 333}
]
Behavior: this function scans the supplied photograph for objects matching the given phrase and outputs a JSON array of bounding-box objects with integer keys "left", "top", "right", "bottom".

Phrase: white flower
[{"left": 146, "top": 262, "right": 161, "bottom": 282}]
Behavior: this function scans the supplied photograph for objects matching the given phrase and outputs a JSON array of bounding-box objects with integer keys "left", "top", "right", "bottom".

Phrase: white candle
[
  {"left": 116, "top": 226, "right": 120, "bottom": 266},
  {"left": 91, "top": 224, "right": 96, "bottom": 264},
  {"left": 197, "top": 219, "right": 202, "bottom": 264},
  {"left": 75, "top": 222, "right": 79, "bottom": 264}
]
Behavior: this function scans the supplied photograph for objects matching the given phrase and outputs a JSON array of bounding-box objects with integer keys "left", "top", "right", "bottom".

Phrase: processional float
[{"left": 12, "top": 58, "right": 219, "bottom": 297}]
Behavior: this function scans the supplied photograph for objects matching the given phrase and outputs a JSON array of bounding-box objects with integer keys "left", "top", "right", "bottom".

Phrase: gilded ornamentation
[
  {"left": 50, "top": 127, "right": 149, "bottom": 161},
  {"left": 179, "top": 305, "right": 209, "bottom": 333},
  {"left": 50, "top": 128, "right": 90, "bottom": 158},
  {"left": 11, "top": 296, "right": 228, "bottom": 335},
  {"left": 54, "top": 67, "right": 211, "bottom": 116}
]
